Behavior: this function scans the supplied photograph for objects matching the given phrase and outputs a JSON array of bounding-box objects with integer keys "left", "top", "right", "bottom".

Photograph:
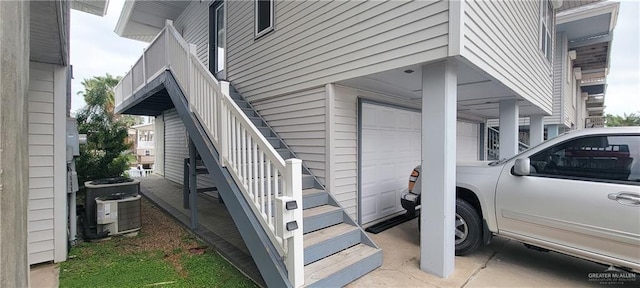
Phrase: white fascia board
[
  {"left": 114, "top": 0, "right": 135, "bottom": 36},
  {"left": 71, "top": 0, "right": 109, "bottom": 17}
]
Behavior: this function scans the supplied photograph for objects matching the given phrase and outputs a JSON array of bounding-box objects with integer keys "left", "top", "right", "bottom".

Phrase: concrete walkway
[
  {"left": 349, "top": 218, "right": 628, "bottom": 287},
  {"left": 29, "top": 263, "right": 58, "bottom": 288}
]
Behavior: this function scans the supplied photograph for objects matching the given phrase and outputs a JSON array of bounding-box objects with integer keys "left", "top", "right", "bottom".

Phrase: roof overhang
[
  {"left": 115, "top": 0, "right": 189, "bottom": 42},
  {"left": 71, "top": 0, "right": 109, "bottom": 16}
]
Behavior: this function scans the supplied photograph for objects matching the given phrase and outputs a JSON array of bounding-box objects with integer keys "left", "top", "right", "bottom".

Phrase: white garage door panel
[
  {"left": 360, "top": 103, "right": 480, "bottom": 224},
  {"left": 361, "top": 103, "right": 421, "bottom": 224},
  {"left": 457, "top": 121, "right": 479, "bottom": 162}
]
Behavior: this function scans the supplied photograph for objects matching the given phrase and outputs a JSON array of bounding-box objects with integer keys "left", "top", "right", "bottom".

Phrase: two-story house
[{"left": 113, "top": 0, "right": 567, "bottom": 286}]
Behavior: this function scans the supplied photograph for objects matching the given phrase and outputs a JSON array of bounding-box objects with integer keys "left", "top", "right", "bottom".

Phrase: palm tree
[
  {"left": 75, "top": 74, "right": 133, "bottom": 184},
  {"left": 77, "top": 74, "right": 120, "bottom": 120},
  {"left": 605, "top": 113, "right": 640, "bottom": 127}
]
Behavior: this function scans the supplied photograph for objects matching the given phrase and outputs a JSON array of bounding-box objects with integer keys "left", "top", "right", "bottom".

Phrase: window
[
  {"left": 530, "top": 135, "right": 640, "bottom": 183},
  {"left": 255, "top": 0, "right": 274, "bottom": 38},
  {"left": 539, "top": 0, "right": 553, "bottom": 62}
]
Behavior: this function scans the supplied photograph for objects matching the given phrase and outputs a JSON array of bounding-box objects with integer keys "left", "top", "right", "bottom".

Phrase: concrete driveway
[{"left": 349, "top": 218, "right": 635, "bottom": 287}]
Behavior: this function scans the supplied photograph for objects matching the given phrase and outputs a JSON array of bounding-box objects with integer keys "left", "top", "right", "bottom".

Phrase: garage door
[
  {"left": 360, "top": 103, "right": 421, "bottom": 224},
  {"left": 457, "top": 121, "right": 479, "bottom": 162},
  {"left": 360, "top": 103, "right": 481, "bottom": 224}
]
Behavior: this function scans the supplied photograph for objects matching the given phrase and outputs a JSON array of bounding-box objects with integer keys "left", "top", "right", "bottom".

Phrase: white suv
[{"left": 401, "top": 127, "right": 640, "bottom": 272}]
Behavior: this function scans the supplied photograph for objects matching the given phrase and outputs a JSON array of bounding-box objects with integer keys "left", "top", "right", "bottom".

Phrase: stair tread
[
  {"left": 303, "top": 205, "right": 340, "bottom": 218},
  {"left": 304, "top": 244, "right": 379, "bottom": 285},
  {"left": 302, "top": 188, "right": 325, "bottom": 196},
  {"left": 304, "top": 223, "right": 359, "bottom": 248}
]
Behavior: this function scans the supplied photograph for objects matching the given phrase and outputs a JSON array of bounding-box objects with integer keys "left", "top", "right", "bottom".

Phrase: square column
[
  {"left": 498, "top": 100, "right": 519, "bottom": 159},
  {"left": 547, "top": 124, "right": 560, "bottom": 139},
  {"left": 420, "top": 61, "right": 457, "bottom": 278},
  {"left": 529, "top": 115, "right": 544, "bottom": 146}
]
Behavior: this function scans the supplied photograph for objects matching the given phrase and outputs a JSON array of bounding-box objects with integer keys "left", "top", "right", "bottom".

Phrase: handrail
[{"left": 114, "top": 20, "right": 304, "bottom": 287}]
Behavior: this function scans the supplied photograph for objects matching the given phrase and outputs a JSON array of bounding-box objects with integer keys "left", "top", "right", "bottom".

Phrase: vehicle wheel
[{"left": 455, "top": 199, "right": 482, "bottom": 256}]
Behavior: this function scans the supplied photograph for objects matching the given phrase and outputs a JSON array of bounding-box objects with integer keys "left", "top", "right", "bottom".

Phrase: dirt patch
[{"left": 117, "top": 198, "right": 206, "bottom": 276}]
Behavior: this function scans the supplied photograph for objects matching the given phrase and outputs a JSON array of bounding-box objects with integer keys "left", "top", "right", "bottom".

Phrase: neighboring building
[
  {"left": 111, "top": 0, "right": 592, "bottom": 286},
  {"left": 128, "top": 122, "right": 156, "bottom": 169},
  {"left": 0, "top": 0, "right": 108, "bottom": 285},
  {"left": 487, "top": 0, "right": 619, "bottom": 149}
]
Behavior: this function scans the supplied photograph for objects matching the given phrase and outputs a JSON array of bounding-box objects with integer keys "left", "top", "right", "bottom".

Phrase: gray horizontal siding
[
  {"left": 462, "top": 0, "right": 553, "bottom": 114},
  {"left": 28, "top": 62, "right": 55, "bottom": 265},
  {"left": 227, "top": 0, "right": 449, "bottom": 101},
  {"left": 252, "top": 87, "right": 327, "bottom": 184},
  {"left": 548, "top": 32, "right": 565, "bottom": 125},
  {"left": 163, "top": 109, "right": 216, "bottom": 189},
  {"left": 174, "top": 1, "right": 210, "bottom": 67}
]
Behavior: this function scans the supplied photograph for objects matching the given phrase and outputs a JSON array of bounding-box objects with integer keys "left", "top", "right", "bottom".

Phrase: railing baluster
[
  {"left": 248, "top": 137, "right": 253, "bottom": 199},
  {"left": 267, "top": 159, "right": 272, "bottom": 225},
  {"left": 260, "top": 150, "right": 265, "bottom": 215},
  {"left": 252, "top": 142, "right": 257, "bottom": 201}
]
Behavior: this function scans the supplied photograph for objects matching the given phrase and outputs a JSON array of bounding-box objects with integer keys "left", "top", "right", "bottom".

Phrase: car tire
[
  {"left": 455, "top": 199, "right": 482, "bottom": 256},
  {"left": 415, "top": 199, "right": 482, "bottom": 256}
]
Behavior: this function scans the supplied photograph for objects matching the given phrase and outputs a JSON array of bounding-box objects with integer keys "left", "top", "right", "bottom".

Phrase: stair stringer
[{"left": 161, "top": 71, "right": 292, "bottom": 288}]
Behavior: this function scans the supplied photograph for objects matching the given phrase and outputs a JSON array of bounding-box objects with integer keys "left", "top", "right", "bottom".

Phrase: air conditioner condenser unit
[{"left": 96, "top": 194, "right": 142, "bottom": 236}]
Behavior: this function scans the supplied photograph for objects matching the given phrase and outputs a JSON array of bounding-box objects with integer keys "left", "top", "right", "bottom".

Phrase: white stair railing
[
  {"left": 487, "top": 127, "right": 529, "bottom": 160},
  {"left": 114, "top": 20, "right": 304, "bottom": 287}
]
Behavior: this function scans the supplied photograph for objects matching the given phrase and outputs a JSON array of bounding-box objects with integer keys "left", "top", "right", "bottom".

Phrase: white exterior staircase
[{"left": 114, "top": 21, "right": 381, "bottom": 288}]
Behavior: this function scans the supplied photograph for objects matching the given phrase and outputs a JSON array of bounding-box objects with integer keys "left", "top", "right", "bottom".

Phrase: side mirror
[{"left": 512, "top": 158, "right": 531, "bottom": 176}]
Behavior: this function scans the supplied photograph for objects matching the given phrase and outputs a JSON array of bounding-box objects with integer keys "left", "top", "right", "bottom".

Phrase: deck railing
[
  {"left": 114, "top": 20, "right": 304, "bottom": 287},
  {"left": 585, "top": 116, "right": 605, "bottom": 128}
]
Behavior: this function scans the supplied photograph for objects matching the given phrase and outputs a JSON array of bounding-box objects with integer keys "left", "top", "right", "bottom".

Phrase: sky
[{"left": 70, "top": 0, "right": 640, "bottom": 116}]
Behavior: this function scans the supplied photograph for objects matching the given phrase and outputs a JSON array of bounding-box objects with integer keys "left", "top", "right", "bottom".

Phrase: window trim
[
  {"left": 538, "top": 0, "right": 554, "bottom": 63},
  {"left": 254, "top": 0, "right": 274, "bottom": 39}
]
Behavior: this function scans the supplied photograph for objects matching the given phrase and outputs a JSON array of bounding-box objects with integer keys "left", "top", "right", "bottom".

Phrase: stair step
[
  {"left": 257, "top": 127, "right": 272, "bottom": 137},
  {"left": 304, "top": 244, "right": 382, "bottom": 288},
  {"left": 265, "top": 137, "right": 281, "bottom": 149},
  {"left": 302, "top": 174, "right": 315, "bottom": 189},
  {"left": 303, "top": 205, "right": 342, "bottom": 233},
  {"left": 233, "top": 99, "right": 249, "bottom": 108},
  {"left": 230, "top": 92, "right": 243, "bottom": 100},
  {"left": 302, "top": 188, "right": 328, "bottom": 209},
  {"left": 240, "top": 107, "right": 256, "bottom": 117},
  {"left": 275, "top": 148, "right": 292, "bottom": 159},
  {"left": 249, "top": 117, "right": 263, "bottom": 126},
  {"left": 304, "top": 223, "right": 360, "bottom": 265},
  {"left": 196, "top": 187, "right": 217, "bottom": 193}
]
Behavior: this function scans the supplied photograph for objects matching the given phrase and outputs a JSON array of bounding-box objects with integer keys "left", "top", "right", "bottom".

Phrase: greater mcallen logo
[{"left": 588, "top": 267, "right": 637, "bottom": 285}]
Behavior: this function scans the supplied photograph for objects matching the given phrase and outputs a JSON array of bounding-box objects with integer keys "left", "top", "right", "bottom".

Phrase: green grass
[{"left": 59, "top": 238, "right": 256, "bottom": 288}]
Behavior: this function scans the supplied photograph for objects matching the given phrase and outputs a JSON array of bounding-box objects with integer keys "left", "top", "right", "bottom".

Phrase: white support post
[
  {"left": 547, "top": 124, "right": 560, "bottom": 138},
  {"left": 284, "top": 158, "right": 304, "bottom": 287},
  {"left": 498, "top": 99, "right": 519, "bottom": 159},
  {"left": 165, "top": 20, "right": 172, "bottom": 69},
  {"left": 529, "top": 115, "right": 544, "bottom": 146},
  {"left": 141, "top": 49, "right": 146, "bottom": 85},
  {"left": 219, "top": 82, "right": 230, "bottom": 167},
  {"left": 187, "top": 43, "right": 197, "bottom": 101},
  {"left": 420, "top": 61, "right": 457, "bottom": 278}
]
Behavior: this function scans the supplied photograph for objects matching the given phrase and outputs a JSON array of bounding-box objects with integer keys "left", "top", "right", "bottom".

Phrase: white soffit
[
  {"left": 115, "top": 1, "right": 189, "bottom": 42},
  {"left": 71, "top": 0, "right": 109, "bottom": 16}
]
